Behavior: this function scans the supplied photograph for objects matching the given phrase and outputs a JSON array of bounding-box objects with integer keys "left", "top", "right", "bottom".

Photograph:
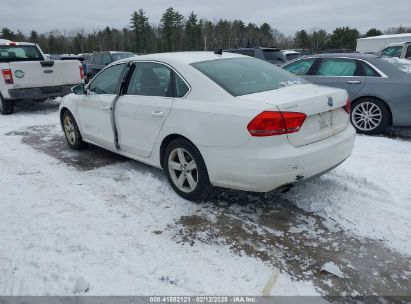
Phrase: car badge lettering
[
  {"left": 14, "top": 70, "right": 25, "bottom": 78},
  {"left": 327, "top": 96, "right": 333, "bottom": 107},
  {"left": 44, "top": 70, "right": 53, "bottom": 74}
]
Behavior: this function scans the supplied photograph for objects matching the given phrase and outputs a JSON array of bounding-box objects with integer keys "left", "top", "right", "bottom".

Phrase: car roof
[
  {"left": 357, "top": 33, "right": 411, "bottom": 40},
  {"left": 387, "top": 42, "right": 411, "bottom": 46},
  {"left": 302, "top": 53, "right": 381, "bottom": 60},
  {"left": 116, "top": 51, "right": 246, "bottom": 65}
]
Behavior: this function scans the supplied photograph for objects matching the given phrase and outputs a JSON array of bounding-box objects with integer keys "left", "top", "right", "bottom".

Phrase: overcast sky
[{"left": 2, "top": 0, "right": 410, "bottom": 36}]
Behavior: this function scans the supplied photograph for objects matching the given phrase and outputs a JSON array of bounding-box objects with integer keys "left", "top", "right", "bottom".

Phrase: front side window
[
  {"left": 380, "top": 46, "right": 402, "bottom": 58},
  {"left": 0, "top": 45, "right": 43, "bottom": 62},
  {"left": 192, "top": 57, "right": 306, "bottom": 96},
  {"left": 284, "top": 58, "right": 316, "bottom": 75},
  {"left": 126, "top": 62, "right": 172, "bottom": 97},
  {"left": 88, "top": 64, "right": 126, "bottom": 94},
  {"left": 316, "top": 59, "right": 358, "bottom": 76}
]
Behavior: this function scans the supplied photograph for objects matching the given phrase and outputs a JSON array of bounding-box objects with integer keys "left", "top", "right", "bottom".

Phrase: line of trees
[{"left": 1, "top": 7, "right": 410, "bottom": 54}]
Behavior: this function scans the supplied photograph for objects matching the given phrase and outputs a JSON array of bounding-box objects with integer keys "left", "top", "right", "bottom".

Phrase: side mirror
[{"left": 72, "top": 84, "right": 86, "bottom": 95}]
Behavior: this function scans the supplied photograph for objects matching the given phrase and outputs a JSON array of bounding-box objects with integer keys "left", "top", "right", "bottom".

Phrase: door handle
[
  {"left": 101, "top": 105, "right": 111, "bottom": 111},
  {"left": 347, "top": 80, "right": 361, "bottom": 84},
  {"left": 152, "top": 111, "right": 164, "bottom": 118}
]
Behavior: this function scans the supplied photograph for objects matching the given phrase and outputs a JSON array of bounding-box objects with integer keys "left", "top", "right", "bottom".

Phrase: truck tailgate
[{"left": 10, "top": 61, "right": 82, "bottom": 89}]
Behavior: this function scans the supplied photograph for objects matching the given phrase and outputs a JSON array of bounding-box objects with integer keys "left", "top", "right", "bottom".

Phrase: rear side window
[
  {"left": 89, "top": 63, "right": 126, "bottom": 94},
  {"left": 192, "top": 57, "right": 305, "bottom": 96},
  {"left": 0, "top": 45, "right": 43, "bottom": 62},
  {"left": 284, "top": 58, "right": 316, "bottom": 75},
  {"left": 174, "top": 74, "right": 189, "bottom": 97},
  {"left": 316, "top": 59, "right": 358, "bottom": 76},
  {"left": 380, "top": 46, "right": 402, "bottom": 58},
  {"left": 361, "top": 62, "right": 380, "bottom": 77}
]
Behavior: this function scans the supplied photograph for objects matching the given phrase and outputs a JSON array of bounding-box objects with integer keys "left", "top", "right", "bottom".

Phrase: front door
[
  {"left": 115, "top": 62, "right": 188, "bottom": 158},
  {"left": 77, "top": 63, "right": 126, "bottom": 149}
]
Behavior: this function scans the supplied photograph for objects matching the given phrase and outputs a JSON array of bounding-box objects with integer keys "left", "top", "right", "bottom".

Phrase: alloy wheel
[
  {"left": 168, "top": 148, "right": 198, "bottom": 193},
  {"left": 351, "top": 102, "right": 383, "bottom": 132},
  {"left": 63, "top": 115, "right": 76, "bottom": 145}
]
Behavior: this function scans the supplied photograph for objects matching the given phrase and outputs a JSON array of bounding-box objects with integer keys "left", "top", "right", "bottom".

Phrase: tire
[
  {"left": 0, "top": 95, "right": 15, "bottom": 115},
  {"left": 350, "top": 98, "right": 390, "bottom": 135},
  {"left": 164, "top": 138, "right": 210, "bottom": 201},
  {"left": 61, "top": 110, "right": 84, "bottom": 149}
]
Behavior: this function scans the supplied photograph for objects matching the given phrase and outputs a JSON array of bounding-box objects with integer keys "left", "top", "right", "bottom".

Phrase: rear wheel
[
  {"left": 350, "top": 98, "right": 390, "bottom": 135},
  {"left": 0, "top": 95, "right": 15, "bottom": 115},
  {"left": 164, "top": 138, "right": 210, "bottom": 201},
  {"left": 62, "top": 110, "right": 84, "bottom": 149}
]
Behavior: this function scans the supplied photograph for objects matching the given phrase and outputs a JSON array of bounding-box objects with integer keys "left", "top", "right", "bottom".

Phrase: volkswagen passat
[{"left": 60, "top": 52, "right": 356, "bottom": 200}]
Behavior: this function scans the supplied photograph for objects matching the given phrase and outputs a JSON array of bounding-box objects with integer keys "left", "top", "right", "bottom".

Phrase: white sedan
[{"left": 59, "top": 52, "right": 356, "bottom": 200}]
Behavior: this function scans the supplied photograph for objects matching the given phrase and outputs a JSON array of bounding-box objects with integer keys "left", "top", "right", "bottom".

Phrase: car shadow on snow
[{"left": 8, "top": 122, "right": 411, "bottom": 299}]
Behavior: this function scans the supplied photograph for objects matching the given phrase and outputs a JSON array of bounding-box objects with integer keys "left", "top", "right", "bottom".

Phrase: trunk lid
[
  {"left": 9, "top": 60, "right": 82, "bottom": 89},
  {"left": 239, "top": 84, "right": 350, "bottom": 147}
]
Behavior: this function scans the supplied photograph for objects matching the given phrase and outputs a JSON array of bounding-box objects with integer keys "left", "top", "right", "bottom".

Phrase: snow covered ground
[{"left": 0, "top": 100, "right": 410, "bottom": 297}]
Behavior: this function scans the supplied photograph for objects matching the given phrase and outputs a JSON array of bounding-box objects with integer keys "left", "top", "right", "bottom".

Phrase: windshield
[
  {"left": 0, "top": 45, "right": 44, "bottom": 62},
  {"left": 111, "top": 52, "right": 134, "bottom": 61},
  {"left": 191, "top": 57, "right": 306, "bottom": 96},
  {"left": 381, "top": 57, "right": 411, "bottom": 74}
]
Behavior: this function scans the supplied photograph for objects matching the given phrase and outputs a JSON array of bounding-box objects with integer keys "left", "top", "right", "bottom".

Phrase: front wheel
[
  {"left": 62, "top": 110, "right": 84, "bottom": 149},
  {"left": 0, "top": 96, "right": 14, "bottom": 115},
  {"left": 350, "top": 98, "right": 390, "bottom": 135},
  {"left": 164, "top": 138, "right": 210, "bottom": 201}
]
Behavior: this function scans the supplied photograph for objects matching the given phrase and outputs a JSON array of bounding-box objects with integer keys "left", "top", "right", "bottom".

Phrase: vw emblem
[{"left": 327, "top": 96, "right": 334, "bottom": 107}]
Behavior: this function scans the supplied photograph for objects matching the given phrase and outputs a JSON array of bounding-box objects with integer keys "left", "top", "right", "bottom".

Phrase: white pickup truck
[{"left": 0, "top": 40, "right": 84, "bottom": 114}]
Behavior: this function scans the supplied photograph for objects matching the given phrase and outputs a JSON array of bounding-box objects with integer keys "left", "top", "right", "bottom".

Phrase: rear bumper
[
  {"left": 8, "top": 84, "right": 77, "bottom": 100},
  {"left": 201, "top": 125, "right": 356, "bottom": 192}
]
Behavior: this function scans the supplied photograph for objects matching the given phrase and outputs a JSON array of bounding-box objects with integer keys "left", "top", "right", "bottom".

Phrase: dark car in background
[
  {"left": 283, "top": 53, "right": 411, "bottom": 134},
  {"left": 223, "top": 47, "right": 286, "bottom": 65},
  {"left": 85, "top": 51, "right": 134, "bottom": 80}
]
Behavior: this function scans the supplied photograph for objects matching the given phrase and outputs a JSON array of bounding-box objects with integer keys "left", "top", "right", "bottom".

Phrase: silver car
[{"left": 283, "top": 53, "right": 411, "bottom": 134}]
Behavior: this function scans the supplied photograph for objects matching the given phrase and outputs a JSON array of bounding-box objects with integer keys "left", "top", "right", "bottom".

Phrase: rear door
[
  {"left": 77, "top": 63, "right": 127, "bottom": 148},
  {"left": 115, "top": 61, "right": 189, "bottom": 158},
  {"left": 308, "top": 58, "right": 365, "bottom": 100}
]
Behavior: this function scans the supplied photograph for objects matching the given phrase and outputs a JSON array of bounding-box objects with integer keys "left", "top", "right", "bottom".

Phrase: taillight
[
  {"left": 247, "top": 111, "right": 307, "bottom": 137},
  {"left": 79, "top": 66, "right": 85, "bottom": 80},
  {"left": 343, "top": 97, "right": 351, "bottom": 114},
  {"left": 1, "top": 69, "right": 13, "bottom": 84}
]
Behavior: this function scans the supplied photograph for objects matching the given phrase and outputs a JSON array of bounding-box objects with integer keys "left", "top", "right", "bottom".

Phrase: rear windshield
[
  {"left": 262, "top": 49, "right": 285, "bottom": 62},
  {"left": 191, "top": 57, "right": 306, "bottom": 96},
  {"left": 111, "top": 52, "right": 134, "bottom": 61},
  {"left": 0, "top": 45, "right": 44, "bottom": 62}
]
